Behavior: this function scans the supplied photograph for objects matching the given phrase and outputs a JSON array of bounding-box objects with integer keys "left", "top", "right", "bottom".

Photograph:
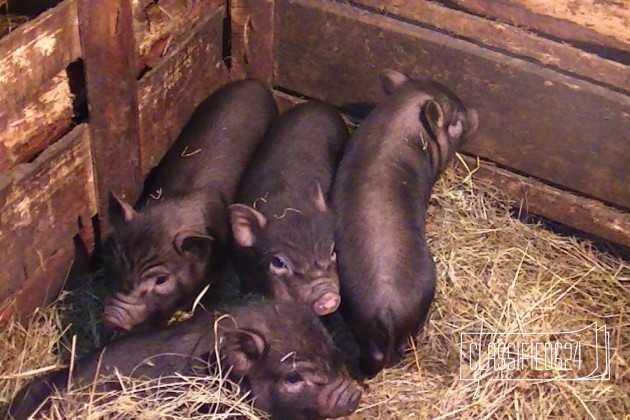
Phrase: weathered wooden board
[
  {"left": 460, "top": 156, "right": 630, "bottom": 248},
  {"left": 350, "top": 0, "right": 629, "bottom": 94},
  {"left": 0, "top": 69, "right": 74, "bottom": 172},
  {"left": 138, "top": 5, "right": 229, "bottom": 175},
  {"left": 272, "top": 89, "right": 630, "bottom": 247},
  {"left": 0, "top": 124, "right": 96, "bottom": 320},
  {"left": 231, "top": 0, "right": 274, "bottom": 84},
  {"left": 446, "top": 0, "right": 630, "bottom": 60},
  {"left": 275, "top": 0, "right": 630, "bottom": 210},
  {"left": 132, "top": 0, "right": 224, "bottom": 75},
  {"left": 0, "top": 0, "right": 80, "bottom": 107},
  {"left": 77, "top": 0, "right": 142, "bottom": 225}
]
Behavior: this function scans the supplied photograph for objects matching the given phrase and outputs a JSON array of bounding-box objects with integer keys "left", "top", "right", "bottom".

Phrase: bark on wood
[
  {"left": 274, "top": 0, "right": 630, "bottom": 210},
  {"left": 77, "top": 0, "right": 142, "bottom": 228},
  {"left": 446, "top": 0, "right": 629, "bottom": 60},
  {"left": 0, "top": 0, "right": 80, "bottom": 107},
  {"left": 138, "top": 6, "right": 229, "bottom": 175},
  {"left": 0, "top": 124, "right": 96, "bottom": 311},
  {"left": 0, "top": 70, "right": 74, "bottom": 172},
  {"left": 350, "top": 0, "right": 629, "bottom": 93},
  {"left": 231, "top": 0, "right": 274, "bottom": 84}
]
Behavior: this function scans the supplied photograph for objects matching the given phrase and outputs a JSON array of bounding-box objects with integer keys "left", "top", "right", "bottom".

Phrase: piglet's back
[
  {"left": 142, "top": 80, "right": 279, "bottom": 204},
  {"left": 238, "top": 101, "right": 347, "bottom": 201}
]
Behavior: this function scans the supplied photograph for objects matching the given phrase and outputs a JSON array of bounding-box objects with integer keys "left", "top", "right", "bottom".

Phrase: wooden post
[
  {"left": 231, "top": 0, "right": 275, "bottom": 84},
  {"left": 77, "top": 0, "right": 142, "bottom": 232}
]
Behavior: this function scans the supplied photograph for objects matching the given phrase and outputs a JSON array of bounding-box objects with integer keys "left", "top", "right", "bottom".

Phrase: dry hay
[{"left": 0, "top": 163, "right": 628, "bottom": 419}]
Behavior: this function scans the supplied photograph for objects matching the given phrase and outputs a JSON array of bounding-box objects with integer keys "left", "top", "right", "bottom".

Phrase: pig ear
[
  {"left": 108, "top": 191, "right": 137, "bottom": 224},
  {"left": 229, "top": 204, "right": 267, "bottom": 248},
  {"left": 465, "top": 108, "right": 479, "bottom": 137},
  {"left": 379, "top": 69, "right": 409, "bottom": 95},
  {"left": 420, "top": 99, "right": 445, "bottom": 137},
  {"left": 309, "top": 182, "right": 328, "bottom": 212},
  {"left": 174, "top": 231, "right": 214, "bottom": 260},
  {"left": 223, "top": 328, "right": 268, "bottom": 376}
]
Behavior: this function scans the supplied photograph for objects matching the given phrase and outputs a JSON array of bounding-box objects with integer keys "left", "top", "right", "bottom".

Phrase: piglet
[
  {"left": 229, "top": 102, "right": 348, "bottom": 316},
  {"left": 103, "top": 80, "right": 278, "bottom": 331},
  {"left": 8, "top": 300, "right": 362, "bottom": 420},
  {"left": 333, "top": 70, "right": 479, "bottom": 375}
]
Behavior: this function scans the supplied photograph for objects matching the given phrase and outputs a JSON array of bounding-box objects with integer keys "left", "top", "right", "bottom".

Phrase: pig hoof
[{"left": 313, "top": 293, "right": 341, "bottom": 315}]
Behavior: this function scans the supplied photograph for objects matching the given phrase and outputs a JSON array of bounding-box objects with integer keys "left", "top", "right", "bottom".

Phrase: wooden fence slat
[
  {"left": 0, "top": 70, "right": 74, "bottom": 172},
  {"left": 0, "top": 0, "right": 81, "bottom": 107},
  {"left": 460, "top": 156, "right": 630, "bottom": 249},
  {"left": 350, "top": 0, "right": 629, "bottom": 94},
  {"left": 77, "top": 0, "right": 142, "bottom": 227},
  {"left": 446, "top": 0, "right": 629, "bottom": 60},
  {"left": 0, "top": 124, "right": 96, "bottom": 319}
]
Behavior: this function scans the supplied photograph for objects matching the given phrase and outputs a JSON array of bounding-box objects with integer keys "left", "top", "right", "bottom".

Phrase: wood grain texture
[
  {"left": 0, "top": 70, "right": 74, "bottom": 172},
  {"left": 0, "top": 124, "right": 96, "bottom": 312},
  {"left": 231, "top": 0, "right": 275, "bottom": 84},
  {"left": 77, "top": 0, "right": 142, "bottom": 225},
  {"left": 273, "top": 89, "right": 630, "bottom": 247},
  {"left": 132, "top": 0, "right": 224, "bottom": 75},
  {"left": 461, "top": 156, "right": 630, "bottom": 248},
  {"left": 274, "top": 0, "right": 630, "bottom": 210},
  {"left": 350, "top": 0, "right": 629, "bottom": 93},
  {"left": 0, "top": 243, "right": 74, "bottom": 323},
  {"left": 0, "top": 0, "right": 80, "bottom": 107},
  {"left": 138, "top": 5, "right": 229, "bottom": 175},
  {"left": 447, "top": 0, "right": 629, "bottom": 60}
]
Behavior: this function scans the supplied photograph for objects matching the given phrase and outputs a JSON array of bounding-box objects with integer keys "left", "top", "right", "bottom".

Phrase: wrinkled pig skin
[
  {"left": 229, "top": 102, "right": 349, "bottom": 316},
  {"left": 102, "top": 80, "right": 279, "bottom": 331},
  {"left": 333, "top": 70, "right": 479, "bottom": 376},
  {"left": 8, "top": 300, "right": 362, "bottom": 420}
]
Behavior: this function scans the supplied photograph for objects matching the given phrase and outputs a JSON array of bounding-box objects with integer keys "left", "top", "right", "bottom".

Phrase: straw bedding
[{"left": 0, "top": 164, "right": 628, "bottom": 419}]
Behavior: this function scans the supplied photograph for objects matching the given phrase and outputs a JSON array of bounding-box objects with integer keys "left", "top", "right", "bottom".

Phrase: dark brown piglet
[
  {"left": 8, "top": 300, "right": 361, "bottom": 420},
  {"left": 333, "top": 70, "right": 479, "bottom": 375},
  {"left": 229, "top": 102, "right": 349, "bottom": 316},
  {"left": 102, "top": 80, "right": 278, "bottom": 331}
]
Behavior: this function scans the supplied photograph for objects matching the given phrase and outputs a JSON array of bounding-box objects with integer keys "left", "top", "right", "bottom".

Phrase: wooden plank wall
[
  {"left": 446, "top": 0, "right": 630, "bottom": 60},
  {"left": 0, "top": 124, "right": 96, "bottom": 322},
  {"left": 0, "top": 1, "right": 80, "bottom": 172}
]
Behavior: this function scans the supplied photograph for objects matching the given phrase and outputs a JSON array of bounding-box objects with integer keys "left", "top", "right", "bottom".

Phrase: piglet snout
[
  {"left": 102, "top": 309, "right": 132, "bottom": 331},
  {"left": 313, "top": 292, "right": 341, "bottom": 315},
  {"left": 318, "top": 376, "right": 362, "bottom": 418}
]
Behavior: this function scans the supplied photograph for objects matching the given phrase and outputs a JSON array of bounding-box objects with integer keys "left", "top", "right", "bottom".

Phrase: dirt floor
[{"left": 1, "top": 164, "right": 628, "bottom": 419}]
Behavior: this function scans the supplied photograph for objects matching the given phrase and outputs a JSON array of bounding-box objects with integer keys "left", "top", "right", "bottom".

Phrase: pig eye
[
  {"left": 285, "top": 372, "right": 304, "bottom": 384},
  {"left": 270, "top": 256, "right": 288, "bottom": 270},
  {"left": 154, "top": 275, "right": 168, "bottom": 286},
  {"left": 330, "top": 243, "right": 337, "bottom": 262}
]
